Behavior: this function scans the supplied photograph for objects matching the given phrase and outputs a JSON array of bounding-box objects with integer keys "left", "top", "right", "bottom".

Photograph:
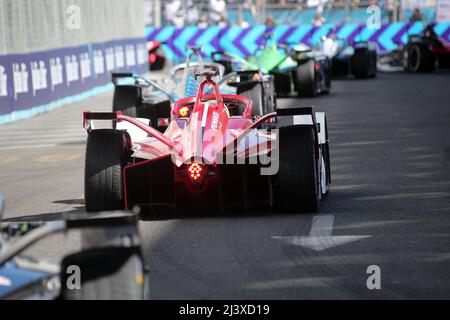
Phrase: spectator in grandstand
[
  {"left": 165, "top": 0, "right": 184, "bottom": 28},
  {"left": 312, "top": 9, "right": 326, "bottom": 26},
  {"left": 386, "top": 0, "right": 395, "bottom": 22},
  {"left": 198, "top": 11, "right": 209, "bottom": 28},
  {"left": 209, "top": 0, "right": 228, "bottom": 27},
  {"left": 238, "top": 15, "right": 251, "bottom": 28},
  {"left": 186, "top": 0, "right": 200, "bottom": 25},
  {"left": 409, "top": 8, "right": 425, "bottom": 22},
  {"left": 265, "top": 14, "right": 277, "bottom": 27},
  {"left": 242, "top": 0, "right": 252, "bottom": 10}
]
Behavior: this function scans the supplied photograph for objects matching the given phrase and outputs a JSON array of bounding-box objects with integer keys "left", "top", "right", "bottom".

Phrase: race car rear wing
[{"left": 83, "top": 112, "right": 176, "bottom": 150}]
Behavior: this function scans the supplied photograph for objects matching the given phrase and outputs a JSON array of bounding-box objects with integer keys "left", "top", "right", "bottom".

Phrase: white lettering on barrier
[
  {"left": 0, "top": 65, "right": 7, "bottom": 97},
  {"left": 136, "top": 44, "right": 147, "bottom": 65},
  {"left": 31, "top": 60, "right": 48, "bottom": 96},
  {"left": 93, "top": 50, "right": 105, "bottom": 76},
  {"left": 12, "top": 63, "right": 29, "bottom": 99},
  {"left": 50, "top": 57, "right": 63, "bottom": 91},
  {"left": 115, "top": 46, "right": 125, "bottom": 69},
  {"left": 126, "top": 45, "right": 136, "bottom": 67},
  {"left": 105, "top": 48, "right": 115, "bottom": 72},
  {"left": 80, "top": 52, "right": 91, "bottom": 81},
  {"left": 65, "top": 55, "right": 79, "bottom": 87}
]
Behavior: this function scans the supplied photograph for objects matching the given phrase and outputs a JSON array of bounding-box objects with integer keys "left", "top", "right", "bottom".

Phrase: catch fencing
[{"left": 0, "top": 0, "right": 148, "bottom": 123}]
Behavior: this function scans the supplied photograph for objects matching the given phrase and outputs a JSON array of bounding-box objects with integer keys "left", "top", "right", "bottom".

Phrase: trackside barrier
[
  {"left": 146, "top": 22, "right": 450, "bottom": 61},
  {"left": 0, "top": 38, "right": 148, "bottom": 124}
]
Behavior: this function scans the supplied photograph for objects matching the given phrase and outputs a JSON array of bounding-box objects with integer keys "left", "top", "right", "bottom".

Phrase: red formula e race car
[{"left": 83, "top": 68, "right": 331, "bottom": 215}]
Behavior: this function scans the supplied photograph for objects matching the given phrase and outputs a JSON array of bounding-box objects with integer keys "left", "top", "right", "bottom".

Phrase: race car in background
[
  {"left": 148, "top": 41, "right": 166, "bottom": 71},
  {"left": 84, "top": 67, "right": 331, "bottom": 215},
  {"left": 112, "top": 46, "right": 276, "bottom": 131},
  {"left": 213, "top": 33, "right": 332, "bottom": 98},
  {"left": 404, "top": 24, "right": 450, "bottom": 72},
  {"left": 319, "top": 32, "right": 378, "bottom": 79},
  {"left": 0, "top": 195, "right": 146, "bottom": 300}
]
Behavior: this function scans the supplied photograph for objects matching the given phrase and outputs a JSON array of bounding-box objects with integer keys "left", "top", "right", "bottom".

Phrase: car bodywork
[
  {"left": 84, "top": 68, "right": 331, "bottom": 214},
  {"left": 404, "top": 24, "right": 450, "bottom": 72},
  {"left": 213, "top": 36, "right": 332, "bottom": 97},
  {"left": 113, "top": 47, "right": 276, "bottom": 128},
  {"left": 0, "top": 203, "right": 145, "bottom": 300}
]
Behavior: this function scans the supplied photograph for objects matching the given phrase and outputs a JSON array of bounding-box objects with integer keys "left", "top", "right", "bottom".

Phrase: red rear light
[
  {"left": 314, "top": 63, "right": 319, "bottom": 72},
  {"left": 188, "top": 163, "right": 203, "bottom": 181}
]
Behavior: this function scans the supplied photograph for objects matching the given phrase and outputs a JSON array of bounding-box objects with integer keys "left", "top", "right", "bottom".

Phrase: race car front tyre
[
  {"left": 237, "top": 82, "right": 264, "bottom": 116},
  {"left": 407, "top": 44, "right": 435, "bottom": 73},
  {"left": 85, "top": 129, "right": 131, "bottom": 213},
  {"left": 60, "top": 248, "right": 145, "bottom": 300},
  {"left": 277, "top": 125, "right": 319, "bottom": 213},
  {"left": 295, "top": 60, "right": 317, "bottom": 98},
  {"left": 352, "top": 48, "right": 372, "bottom": 79}
]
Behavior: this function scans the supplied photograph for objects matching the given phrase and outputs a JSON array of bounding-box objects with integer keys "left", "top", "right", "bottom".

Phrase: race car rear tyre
[
  {"left": 295, "top": 60, "right": 317, "bottom": 98},
  {"left": 277, "top": 125, "right": 319, "bottom": 213},
  {"left": 85, "top": 129, "right": 131, "bottom": 213},
  {"left": 60, "top": 248, "right": 145, "bottom": 300},
  {"left": 407, "top": 44, "right": 435, "bottom": 73},
  {"left": 237, "top": 82, "right": 264, "bottom": 116},
  {"left": 352, "top": 48, "right": 372, "bottom": 79}
]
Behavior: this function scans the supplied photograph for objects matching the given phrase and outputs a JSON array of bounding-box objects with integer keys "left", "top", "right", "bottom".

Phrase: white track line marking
[{"left": 273, "top": 215, "right": 372, "bottom": 251}]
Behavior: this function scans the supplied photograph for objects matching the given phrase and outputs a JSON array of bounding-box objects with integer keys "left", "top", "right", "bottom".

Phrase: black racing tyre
[
  {"left": 407, "top": 44, "right": 435, "bottom": 73},
  {"left": 295, "top": 60, "right": 317, "bottom": 98},
  {"left": 277, "top": 125, "right": 319, "bottom": 213},
  {"left": 60, "top": 248, "right": 145, "bottom": 300},
  {"left": 352, "top": 48, "right": 372, "bottom": 79},
  {"left": 150, "top": 56, "right": 166, "bottom": 71},
  {"left": 370, "top": 50, "right": 378, "bottom": 78},
  {"left": 237, "top": 82, "right": 264, "bottom": 116},
  {"left": 112, "top": 85, "right": 141, "bottom": 117},
  {"left": 85, "top": 129, "right": 131, "bottom": 213}
]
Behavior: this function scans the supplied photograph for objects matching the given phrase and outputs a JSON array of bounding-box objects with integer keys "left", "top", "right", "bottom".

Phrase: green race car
[{"left": 213, "top": 33, "right": 332, "bottom": 98}]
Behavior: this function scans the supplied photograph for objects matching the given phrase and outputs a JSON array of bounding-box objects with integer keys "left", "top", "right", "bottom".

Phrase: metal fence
[{"left": 0, "top": 0, "right": 145, "bottom": 56}]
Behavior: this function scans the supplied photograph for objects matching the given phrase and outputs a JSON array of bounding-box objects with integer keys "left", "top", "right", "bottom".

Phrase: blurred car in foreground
[{"left": 0, "top": 196, "right": 146, "bottom": 300}]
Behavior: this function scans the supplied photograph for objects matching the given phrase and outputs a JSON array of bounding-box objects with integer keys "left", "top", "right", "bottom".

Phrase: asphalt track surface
[{"left": 1, "top": 72, "right": 449, "bottom": 299}]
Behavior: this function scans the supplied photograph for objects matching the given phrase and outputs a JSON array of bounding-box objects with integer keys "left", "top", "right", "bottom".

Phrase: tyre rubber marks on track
[{"left": 273, "top": 215, "right": 372, "bottom": 251}]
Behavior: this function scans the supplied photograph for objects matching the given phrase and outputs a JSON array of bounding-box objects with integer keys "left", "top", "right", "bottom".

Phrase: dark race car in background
[
  {"left": 148, "top": 41, "right": 166, "bottom": 71},
  {"left": 404, "top": 24, "right": 450, "bottom": 72},
  {"left": 378, "top": 24, "right": 450, "bottom": 73},
  {"left": 320, "top": 33, "right": 378, "bottom": 79}
]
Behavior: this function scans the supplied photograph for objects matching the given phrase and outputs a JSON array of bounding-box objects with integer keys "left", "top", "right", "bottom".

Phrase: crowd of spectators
[
  {"left": 163, "top": 0, "right": 336, "bottom": 28},
  {"left": 161, "top": 0, "right": 408, "bottom": 28},
  {"left": 164, "top": 0, "right": 229, "bottom": 28}
]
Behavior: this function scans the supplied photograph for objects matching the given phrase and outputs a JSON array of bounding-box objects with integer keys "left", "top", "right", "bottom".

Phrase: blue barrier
[
  {"left": 146, "top": 22, "right": 450, "bottom": 61},
  {"left": 0, "top": 38, "right": 149, "bottom": 124}
]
